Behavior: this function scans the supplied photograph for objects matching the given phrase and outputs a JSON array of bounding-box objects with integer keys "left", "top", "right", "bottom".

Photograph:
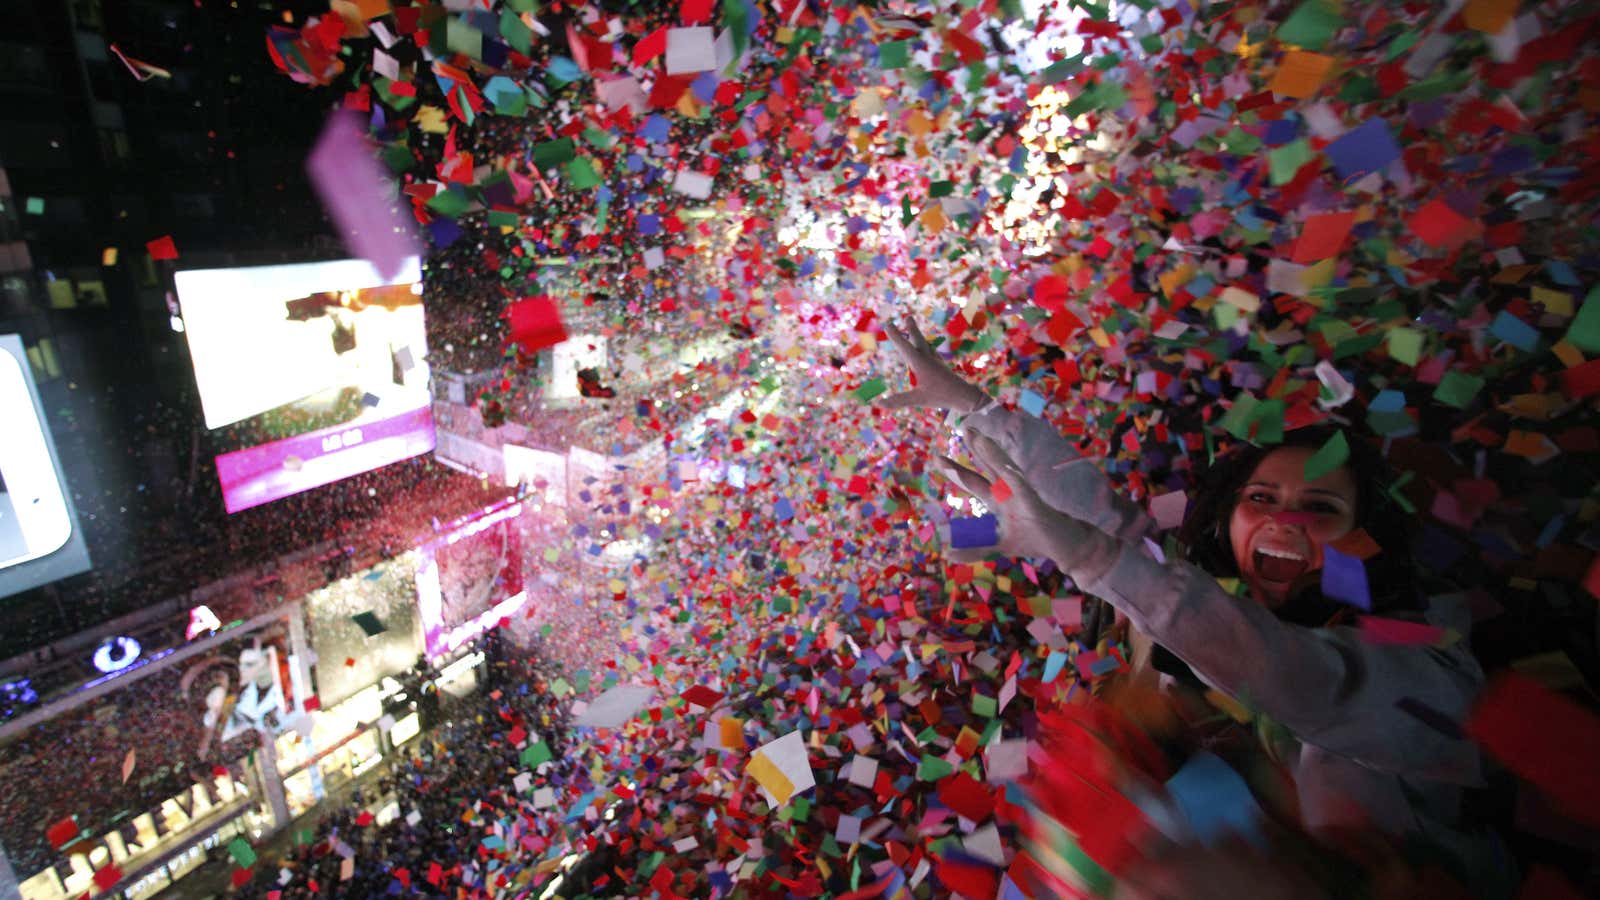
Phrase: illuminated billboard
[
  {"left": 173, "top": 258, "right": 436, "bottom": 513},
  {"left": 0, "top": 334, "right": 92, "bottom": 599},
  {"left": 416, "top": 500, "right": 525, "bottom": 659}
]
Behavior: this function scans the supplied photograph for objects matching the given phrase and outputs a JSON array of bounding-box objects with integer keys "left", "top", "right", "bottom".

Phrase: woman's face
[{"left": 1228, "top": 446, "right": 1359, "bottom": 608}]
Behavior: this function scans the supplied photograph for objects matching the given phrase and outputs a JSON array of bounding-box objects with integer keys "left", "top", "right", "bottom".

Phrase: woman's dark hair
[{"left": 1176, "top": 425, "right": 1422, "bottom": 626}]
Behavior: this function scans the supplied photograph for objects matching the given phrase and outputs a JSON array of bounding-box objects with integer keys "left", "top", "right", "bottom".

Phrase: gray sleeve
[
  {"left": 961, "top": 403, "right": 1154, "bottom": 543},
  {"left": 1078, "top": 540, "right": 1484, "bottom": 784}
]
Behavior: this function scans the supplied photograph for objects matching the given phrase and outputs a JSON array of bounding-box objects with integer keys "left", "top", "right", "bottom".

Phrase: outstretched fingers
[
  {"left": 876, "top": 390, "right": 928, "bottom": 411},
  {"left": 933, "top": 455, "right": 994, "bottom": 507}
]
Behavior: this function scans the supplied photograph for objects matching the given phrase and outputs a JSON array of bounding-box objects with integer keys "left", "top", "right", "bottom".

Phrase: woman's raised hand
[
  {"left": 880, "top": 318, "right": 990, "bottom": 414},
  {"left": 934, "top": 434, "right": 1077, "bottom": 563}
]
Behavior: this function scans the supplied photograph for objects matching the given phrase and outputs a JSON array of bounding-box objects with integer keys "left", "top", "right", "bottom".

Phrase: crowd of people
[{"left": 250, "top": 638, "right": 580, "bottom": 899}]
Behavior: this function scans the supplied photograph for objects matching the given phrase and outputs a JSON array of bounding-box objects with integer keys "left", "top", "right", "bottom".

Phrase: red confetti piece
[
  {"left": 1407, "top": 198, "right": 1483, "bottom": 249},
  {"left": 507, "top": 295, "right": 569, "bottom": 353},
  {"left": 45, "top": 817, "right": 78, "bottom": 850},
  {"left": 990, "top": 477, "right": 1012, "bottom": 504},
  {"left": 1466, "top": 673, "right": 1600, "bottom": 827},
  {"left": 145, "top": 235, "right": 179, "bottom": 260}
]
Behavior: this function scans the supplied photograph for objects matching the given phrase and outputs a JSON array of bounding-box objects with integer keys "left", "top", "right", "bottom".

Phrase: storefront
[
  {"left": 2, "top": 511, "right": 525, "bottom": 898},
  {"left": 3, "top": 606, "right": 306, "bottom": 900}
]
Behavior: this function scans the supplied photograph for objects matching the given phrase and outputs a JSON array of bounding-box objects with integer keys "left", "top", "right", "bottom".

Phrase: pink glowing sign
[{"left": 415, "top": 499, "right": 526, "bottom": 658}]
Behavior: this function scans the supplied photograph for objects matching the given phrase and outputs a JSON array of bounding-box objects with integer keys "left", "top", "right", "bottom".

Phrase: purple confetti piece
[{"left": 306, "top": 111, "right": 421, "bottom": 280}]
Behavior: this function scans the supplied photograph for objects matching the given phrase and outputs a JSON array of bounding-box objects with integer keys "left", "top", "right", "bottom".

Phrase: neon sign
[
  {"left": 92, "top": 636, "right": 141, "bottom": 673},
  {"left": 186, "top": 604, "right": 221, "bottom": 640}
]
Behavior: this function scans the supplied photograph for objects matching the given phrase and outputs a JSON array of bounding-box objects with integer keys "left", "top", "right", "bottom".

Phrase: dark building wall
[{"left": 0, "top": 0, "right": 342, "bottom": 654}]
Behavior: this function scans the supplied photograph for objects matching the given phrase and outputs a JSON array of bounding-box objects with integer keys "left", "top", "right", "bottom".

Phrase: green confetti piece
[
  {"left": 972, "top": 693, "right": 997, "bottom": 717},
  {"left": 1252, "top": 398, "right": 1285, "bottom": 446},
  {"left": 1218, "top": 394, "right": 1260, "bottom": 441},
  {"left": 518, "top": 738, "right": 553, "bottom": 769},
  {"left": 1386, "top": 327, "right": 1423, "bottom": 366},
  {"left": 532, "top": 138, "right": 576, "bottom": 169},
  {"left": 565, "top": 156, "right": 600, "bottom": 190},
  {"left": 425, "top": 186, "right": 471, "bottom": 217},
  {"left": 487, "top": 210, "right": 519, "bottom": 229},
  {"left": 446, "top": 18, "right": 484, "bottom": 59},
  {"left": 916, "top": 755, "right": 955, "bottom": 781},
  {"left": 1432, "top": 371, "right": 1485, "bottom": 410},
  {"left": 25, "top": 197, "right": 45, "bottom": 214},
  {"left": 1385, "top": 472, "right": 1417, "bottom": 514},
  {"left": 1268, "top": 139, "right": 1314, "bottom": 186},
  {"left": 878, "top": 40, "right": 909, "bottom": 69},
  {"left": 1277, "top": 0, "right": 1342, "bottom": 51},
  {"left": 854, "top": 377, "right": 887, "bottom": 402},
  {"left": 1565, "top": 284, "right": 1600, "bottom": 353},
  {"left": 380, "top": 142, "right": 415, "bottom": 173},
  {"left": 1040, "top": 55, "right": 1083, "bottom": 84},
  {"left": 499, "top": 8, "right": 533, "bottom": 55},
  {"left": 1303, "top": 431, "right": 1349, "bottom": 482}
]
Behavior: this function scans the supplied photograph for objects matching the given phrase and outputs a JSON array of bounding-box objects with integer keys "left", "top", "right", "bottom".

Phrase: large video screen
[
  {"left": 0, "top": 334, "right": 92, "bottom": 599},
  {"left": 174, "top": 258, "right": 436, "bottom": 514}
]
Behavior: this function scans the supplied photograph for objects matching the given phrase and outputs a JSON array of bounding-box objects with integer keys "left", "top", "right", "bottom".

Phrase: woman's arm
[
  {"left": 942, "top": 433, "right": 1482, "bottom": 782},
  {"left": 1059, "top": 531, "right": 1484, "bottom": 783}
]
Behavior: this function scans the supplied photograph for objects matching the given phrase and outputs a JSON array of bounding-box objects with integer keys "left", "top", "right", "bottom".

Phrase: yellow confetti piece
[
  {"left": 747, "top": 752, "right": 797, "bottom": 806},
  {"left": 1553, "top": 340, "right": 1585, "bottom": 368},
  {"left": 1158, "top": 263, "right": 1195, "bottom": 297},
  {"left": 1462, "top": 0, "right": 1518, "bottom": 33},
  {"left": 1532, "top": 286, "right": 1573, "bottom": 317},
  {"left": 415, "top": 105, "right": 449, "bottom": 134},
  {"left": 1492, "top": 263, "right": 1537, "bottom": 284},
  {"left": 1205, "top": 689, "right": 1254, "bottom": 723},
  {"left": 1220, "top": 286, "right": 1261, "bottom": 313}
]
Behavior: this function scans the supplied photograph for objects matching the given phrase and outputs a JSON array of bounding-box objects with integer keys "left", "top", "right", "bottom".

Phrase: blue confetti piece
[
  {"left": 1536, "top": 514, "right": 1565, "bottom": 549},
  {"left": 1489, "top": 311, "right": 1539, "bottom": 352},
  {"left": 1164, "top": 751, "right": 1265, "bottom": 847},
  {"left": 1019, "top": 389, "right": 1047, "bottom": 418},
  {"left": 427, "top": 217, "right": 464, "bottom": 247},
  {"left": 691, "top": 72, "right": 719, "bottom": 102},
  {"left": 1321, "top": 545, "right": 1371, "bottom": 610},
  {"left": 639, "top": 114, "right": 671, "bottom": 143},
  {"left": 1324, "top": 119, "right": 1402, "bottom": 182},
  {"left": 1544, "top": 259, "right": 1580, "bottom": 286},
  {"left": 1369, "top": 389, "right": 1407, "bottom": 412},
  {"left": 1041, "top": 651, "right": 1068, "bottom": 683},
  {"left": 948, "top": 515, "right": 998, "bottom": 548},
  {"left": 546, "top": 56, "right": 583, "bottom": 83}
]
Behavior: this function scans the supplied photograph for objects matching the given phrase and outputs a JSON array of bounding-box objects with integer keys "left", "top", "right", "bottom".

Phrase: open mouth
[{"left": 1253, "top": 547, "right": 1309, "bottom": 583}]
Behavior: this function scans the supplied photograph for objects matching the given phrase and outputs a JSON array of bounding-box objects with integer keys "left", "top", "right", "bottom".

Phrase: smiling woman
[
  {"left": 883, "top": 318, "right": 1501, "bottom": 892},
  {"left": 1179, "top": 425, "right": 1422, "bottom": 625}
]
